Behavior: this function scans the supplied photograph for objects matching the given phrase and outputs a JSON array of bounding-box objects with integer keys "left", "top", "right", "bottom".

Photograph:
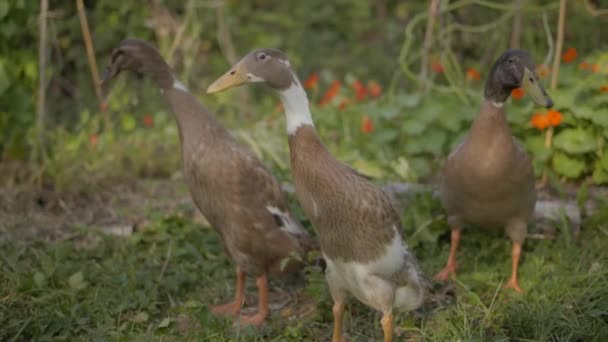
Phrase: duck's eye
[
  {"left": 229, "top": 70, "right": 236, "bottom": 75},
  {"left": 259, "top": 53, "right": 267, "bottom": 60},
  {"left": 508, "top": 58, "right": 515, "bottom": 63},
  {"left": 529, "top": 77, "right": 534, "bottom": 83}
]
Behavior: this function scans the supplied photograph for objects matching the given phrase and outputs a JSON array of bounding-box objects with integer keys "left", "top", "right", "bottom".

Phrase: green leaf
[
  {"left": 600, "top": 153, "right": 608, "bottom": 171},
  {"left": 524, "top": 136, "right": 551, "bottom": 162},
  {"left": 552, "top": 153, "right": 586, "bottom": 179},
  {"left": 592, "top": 166, "right": 608, "bottom": 184},
  {"left": 0, "top": 60, "right": 9, "bottom": 95},
  {"left": 121, "top": 114, "right": 137, "bottom": 132},
  {"left": 157, "top": 317, "right": 171, "bottom": 328},
  {"left": 553, "top": 129, "right": 597, "bottom": 154},
  {"left": 590, "top": 109, "right": 608, "bottom": 127},
  {"left": 68, "top": 271, "right": 88, "bottom": 291},
  {"left": 570, "top": 106, "right": 594, "bottom": 120},
  {"left": 401, "top": 119, "right": 426, "bottom": 135},
  {"left": 33, "top": 272, "right": 45, "bottom": 287}
]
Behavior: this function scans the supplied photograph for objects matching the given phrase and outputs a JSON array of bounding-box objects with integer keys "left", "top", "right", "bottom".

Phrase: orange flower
[
  {"left": 546, "top": 110, "right": 563, "bottom": 127},
  {"left": 591, "top": 64, "right": 600, "bottom": 73},
  {"left": 361, "top": 116, "right": 374, "bottom": 133},
  {"left": 431, "top": 61, "right": 444, "bottom": 73},
  {"left": 304, "top": 73, "right": 319, "bottom": 89},
  {"left": 352, "top": 80, "right": 367, "bottom": 101},
  {"left": 579, "top": 61, "right": 590, "bottom": 70},
  {"left": 511, "top": 88, "right": 525, "bottom": 100},
  {"left": 537, "top": 64, "right": 550, "bottom": 78},
  {"left": 466, "top": 67, "right": 481, "bottom": 81},
  {"left": 561, "top": 47, "right": 577, "bottom": 63},
  {"left": 319, "top": 80, "right": 341, "bottom": 106},
  {"left": 530, "top": 113, "right": 550, "bottom": 130},
  {"left": 600, "top": 85, "right": 608, "bottom": 92},
  {"left": 368, "top": 80, "right": 382, "bottom": 98},
  {"left": 89, "top": 134, "right": 99, "bottom": 147},
  {"left": 142, "top": 114, "right": 154, "bottom": 127}
]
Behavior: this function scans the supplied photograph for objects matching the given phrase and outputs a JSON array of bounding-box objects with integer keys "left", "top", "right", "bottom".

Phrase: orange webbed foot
[
  {"left": 210, "top": 300, "right": 242, "bottom": 317},
  {"left": 433, "top": 264, "right": 457, "bottom": 281},
  {"left": 504, "top": 278, "right": 524, "bottom": 294},
  {"left": 235, "top": 311, "right": 268, "bottom": 327}
]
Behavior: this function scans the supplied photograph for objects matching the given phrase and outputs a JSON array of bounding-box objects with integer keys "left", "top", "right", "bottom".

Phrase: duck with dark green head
[{"left": 435, "top": 49, "right": 553, "bottom": 293}]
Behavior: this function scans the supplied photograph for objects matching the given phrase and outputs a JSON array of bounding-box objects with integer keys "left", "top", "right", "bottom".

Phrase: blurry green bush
[{"left": 1, "top": 0, "right": 607, "bottom": 187}]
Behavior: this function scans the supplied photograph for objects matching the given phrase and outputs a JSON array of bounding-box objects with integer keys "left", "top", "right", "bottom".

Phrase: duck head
[
  {"left": 485, "top": 49, "right": 553, "bottom": 108},
  {"left": 100, "top": 39, "right": 174, "bottom": 96},
  {"left": 207, "top": 49, "right": 298, "bottom": 93}
]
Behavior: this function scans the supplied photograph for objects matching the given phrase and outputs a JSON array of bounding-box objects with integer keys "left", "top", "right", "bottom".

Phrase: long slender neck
[
  {"left": 162, "top": 81, "right": 226, "bottom": 148},
  {"left": 278, "top": 80, "right": 314, "bottom": 135}
]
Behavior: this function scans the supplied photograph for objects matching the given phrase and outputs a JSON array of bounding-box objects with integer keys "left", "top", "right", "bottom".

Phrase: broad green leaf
[
  {"left": 552, "top": 153, "right": 586, "bottom": 178},
  {"left": 571, "top": 106, "right": 594, "bottom": 120},
  {"left": 598, "top": 153, "right": 608, "bottom": 171},
  {"left": 524, "top": 136, "right": 551, "bottom": 162},
  {"left": 592, "top": 166, "right": 608, "bottom": 184},
  {"left": 548, "top": 88, "right": 575, "bottom": 109},
  {"left": 68, "top": 271, "right": 88, "bottom": 291},
  {"left": 351, "top": 159, "right": 383, "bottom": 178},
  {"left": 553, "top": 128, "right": 597, "bottom": 154},
  {"left": 396, "top": 93, "right": 421, "bottom": 108},
  {"left": 33, "top": 272, "right": 45, "bottom": 287},
  {"left": 401, "top": 119, "right": 426, "bottom": 135},
  {"left": 157, "top": 317, "right": 171, "bottom": 328},
  {"left": 121, "top": 114, "right": 137, "bottom": 132},
  {"left": 590, "top": 109, "right": 608, "bottom": 127}
]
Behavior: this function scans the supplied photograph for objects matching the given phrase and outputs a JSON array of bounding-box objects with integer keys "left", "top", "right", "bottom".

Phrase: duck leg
[
  {"left": 238, "top": 274, "right": 269, "bottom": 326},
  {"left": 434, "top": 226, "right": 461, "bottom": 280},
  {"left": 505, "top": 242, "right": 524, "bottom": 293},
  {"left": 381, "top": 311, "right": 393, "bottom": 342},
  {"left": 331, "top": 301, "right": 345, "bottom": 342},
  {"left": 211, "top": 267, "right": 245, "bottom": 316},
  {"left": 505, "top": 221, "right": 526, "bottom": 293}
]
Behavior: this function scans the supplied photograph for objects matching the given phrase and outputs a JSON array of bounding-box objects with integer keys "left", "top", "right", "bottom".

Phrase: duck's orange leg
[
  {"left": 434, "top": 228, "right": 461, "bottom": 280},
  {"left": 381, "top": 311, "right": 393, "bottom": 342},
  {"left": 211, "top": 267, "right": 245, "bottom": 316},
  {"left": 238, "top": 274, "right": 269, "bottom": 326},
  {"left": 331, "top": 301, "right": 345, "bottom": 342},
  {"left": 505, "top": 242, "right": 524, "bottom": 293}
]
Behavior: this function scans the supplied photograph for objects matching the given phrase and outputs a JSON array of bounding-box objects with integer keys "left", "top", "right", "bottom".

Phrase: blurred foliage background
[{"left": 1, "top": 0, "right": 608, "bottom": 189}]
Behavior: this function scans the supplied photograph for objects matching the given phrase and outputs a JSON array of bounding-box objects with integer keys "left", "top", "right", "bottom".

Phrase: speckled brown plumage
[
  {"left": 288, "top": 126, "right": 397, "bottom": 262},
  {"left": 101, "top": 39, "right": 315, "bottom": 325},
  {"left": 207, "top": 48, "right": 424, "bottom": 341}
]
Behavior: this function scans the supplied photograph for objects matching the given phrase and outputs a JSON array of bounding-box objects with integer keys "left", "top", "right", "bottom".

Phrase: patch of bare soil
[{"left": 0, "top": 178, "right": 204, "bottom": 243}]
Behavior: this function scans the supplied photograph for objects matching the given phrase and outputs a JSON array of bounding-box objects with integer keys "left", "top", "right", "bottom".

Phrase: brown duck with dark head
[
  {"left": 434, "top": 49, "right": 553, "bottom": 293},
  {"left": 208, "top": 49, "right": 424, "bottom": 342},
  {"left": 101, "top": 39, "right": 315, "bottom": 326}
]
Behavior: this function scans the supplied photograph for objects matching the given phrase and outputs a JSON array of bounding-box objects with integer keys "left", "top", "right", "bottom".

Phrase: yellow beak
[{"left": 207, "top": 63, "right": 249, "bottom": 94}]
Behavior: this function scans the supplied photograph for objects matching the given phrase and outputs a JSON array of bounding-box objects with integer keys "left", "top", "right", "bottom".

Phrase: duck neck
[
  {"left": 278, "top": 79, "right": 314, "bottom": 135},
  {"left": 483, "top": 69, "right": 515, "bottom": 107}
]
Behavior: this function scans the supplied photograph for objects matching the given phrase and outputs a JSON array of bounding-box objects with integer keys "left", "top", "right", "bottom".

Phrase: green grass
[{"left": 1, "top": 195, "right": 607, "bottom": 341}]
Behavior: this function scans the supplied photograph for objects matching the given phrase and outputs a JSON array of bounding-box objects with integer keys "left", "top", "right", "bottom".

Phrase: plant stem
[
  {"left": 36, "top": 0, "right": 48, "bottom": 164},
  {"left": 77, "top": 0, "right": 107, "bottom": 124}
]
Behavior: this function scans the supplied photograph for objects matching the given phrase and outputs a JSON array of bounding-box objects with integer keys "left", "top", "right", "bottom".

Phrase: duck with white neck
[{"left": 208, "top": 49, "right": 424, "bottom": 342}]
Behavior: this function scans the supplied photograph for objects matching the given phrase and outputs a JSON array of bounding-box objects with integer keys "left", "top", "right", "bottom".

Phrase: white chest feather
[{"left": 279, "top": 82, "right": 314, "bottom": 134}]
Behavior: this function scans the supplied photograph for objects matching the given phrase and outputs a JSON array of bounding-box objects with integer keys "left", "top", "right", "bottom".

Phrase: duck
[
  {"left": 434, "top": 49, "right": 554, "bottom": 293},
  {"left": 207, "top": 49, "right": 424, "bottom": 342},
  {"left": 100, "top": 39, "right": 315, "bottom": 326}
]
